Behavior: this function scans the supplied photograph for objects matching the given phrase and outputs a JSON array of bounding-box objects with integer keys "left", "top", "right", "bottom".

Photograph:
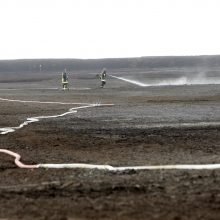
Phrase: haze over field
[
  {"left": 110, "top": 73, "right": 220, "bottom": 87},
  {"left": 1, "top": 55, "right": 220, "bottom": 72}
]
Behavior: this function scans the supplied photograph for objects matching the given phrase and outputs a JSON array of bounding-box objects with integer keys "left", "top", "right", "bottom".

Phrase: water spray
[
  {"left": 109, "top": 75, "right": 148, "bottom": 87},
  {"left": 109, "top": 74, "right": 220, "bottom": 87}
]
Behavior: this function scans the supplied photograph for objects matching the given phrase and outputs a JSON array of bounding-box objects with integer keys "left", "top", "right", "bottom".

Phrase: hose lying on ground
[
  {"left": 1, "top": 149, "right": 220, "bottom": 170},
  {"left": 0, "top": 98, "right": 114, "bottom": 135},
  {"left": 1, "top": 97, "right": 220, "bottom": 171}
]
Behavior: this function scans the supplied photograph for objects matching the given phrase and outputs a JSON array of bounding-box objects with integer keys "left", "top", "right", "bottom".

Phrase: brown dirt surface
[{"left": 0, "top": 68, "right": 220, "bottom": 220}]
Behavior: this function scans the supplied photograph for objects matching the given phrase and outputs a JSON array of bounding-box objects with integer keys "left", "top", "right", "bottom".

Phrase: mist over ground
[
  {"left": 111, "top": 72, "right": 220, "bottom": 87},
  {"left": 0, "top": 55, "right": 220, "bottom": 87},
  {"left": 0, "top": 55, "right": 220, "bottom": 72}
]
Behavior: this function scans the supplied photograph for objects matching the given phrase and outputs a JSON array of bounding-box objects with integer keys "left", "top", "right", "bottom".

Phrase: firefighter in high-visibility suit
[
  {"left": 62, "top": 69, "right": 69, "bottom": 90},
  {"left": 99, "top": 68, "right": 107, "bottom": 88}
]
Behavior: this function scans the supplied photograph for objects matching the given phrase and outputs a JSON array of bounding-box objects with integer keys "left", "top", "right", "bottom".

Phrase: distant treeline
[{"left": 0, "top": 55, "right": 220, "bottom": 72}]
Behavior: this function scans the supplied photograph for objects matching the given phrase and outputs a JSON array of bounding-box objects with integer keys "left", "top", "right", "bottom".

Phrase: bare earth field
[{"left": 0, "top": 68, "right": 220, "bottom": 220}]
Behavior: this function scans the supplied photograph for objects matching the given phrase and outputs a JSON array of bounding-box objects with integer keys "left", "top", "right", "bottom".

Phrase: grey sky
[{"left": 0, "top": 0, "right": 220, "bottom": 59}]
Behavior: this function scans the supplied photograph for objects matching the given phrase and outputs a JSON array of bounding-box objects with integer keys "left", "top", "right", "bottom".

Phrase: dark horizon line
[{"left": 0, "top": 54, "right": 220, "bottom": 61}]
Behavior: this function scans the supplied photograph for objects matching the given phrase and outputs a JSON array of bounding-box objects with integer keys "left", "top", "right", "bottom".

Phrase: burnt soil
[{"left": 0, "top": 68, "right": 220, "bottom": 220}]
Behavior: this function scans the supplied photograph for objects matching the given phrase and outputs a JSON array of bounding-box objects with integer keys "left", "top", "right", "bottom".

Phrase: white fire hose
[
  {"left": 1, "top": 97, "right": 220, "bottom": 171},
  {"left": 1, "top": 149, "right": 220, "bottom": 170}
]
